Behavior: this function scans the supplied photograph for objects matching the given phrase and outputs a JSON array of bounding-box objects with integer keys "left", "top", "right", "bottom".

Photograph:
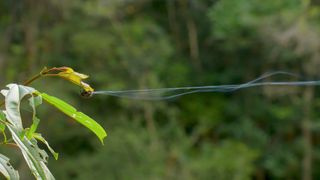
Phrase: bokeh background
[{"left": 1, "top": 0, "right": 320, "bottom": 179}]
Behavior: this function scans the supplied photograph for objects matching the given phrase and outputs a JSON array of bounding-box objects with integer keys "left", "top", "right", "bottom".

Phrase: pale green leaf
[
  {"left": 29, "top": 95, "right": 42, "bottom": 108},
  {"left": 0, "top": 153, "right": 19, "bottom": 180},
  {"left": 1, "top": 84, "right": 36, "bottom": 130},
  {"left": 7, "top": 125, "right": 55, "bottom": 180}
]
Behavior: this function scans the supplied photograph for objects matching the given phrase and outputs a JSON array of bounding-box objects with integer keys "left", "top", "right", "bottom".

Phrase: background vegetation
[{"left": 1, "top": 0, "right": 320, "bottom": 179}]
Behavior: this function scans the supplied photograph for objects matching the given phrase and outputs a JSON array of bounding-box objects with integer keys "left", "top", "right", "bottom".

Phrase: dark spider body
[{"left": 80, "top": 90, "right": 93, "bottom": 98}]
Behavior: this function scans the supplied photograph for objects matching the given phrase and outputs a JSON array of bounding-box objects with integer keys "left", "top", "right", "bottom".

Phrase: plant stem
[
  {"left": 23, "top": 73, "right": 42, "bottom": 86},
  {"left": 0, "top": 67, "right": 49, "bottom": 107},
  {"left": 0, "top": 142, "right": 19, "bottom": 148}
]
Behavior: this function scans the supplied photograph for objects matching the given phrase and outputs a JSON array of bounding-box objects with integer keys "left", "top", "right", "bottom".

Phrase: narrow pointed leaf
[
  {"left": 26, "top": 117, "right": 40, "bottom": 139},
  {"left": 26, "top": 95, "right": 42, "bottom": 139},
  {"left": 1, "top": 84, "right": 54, "bottom": 179},
  {"left": 33, "top": 133, "right": 59, "bottom": 160},
  {"left": 0, "top": 154, "right": 19, "bottom": 180},
  {"left": 0, "top": 111, "right": 6, "bottom": 132},
  {"left": 0, "top": 123, "right": 5, "bottom": 136},
  {"left": 39, "top": 93, "right": 107, "bottom": 144},
  {"left": 7, "top": 125, "right": 54, "bottom": 180}
]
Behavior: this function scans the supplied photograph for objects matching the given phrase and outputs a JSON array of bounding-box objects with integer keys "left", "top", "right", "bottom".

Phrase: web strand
[{"left": 92, "top": 71, "right": 318, "bottom": 100}]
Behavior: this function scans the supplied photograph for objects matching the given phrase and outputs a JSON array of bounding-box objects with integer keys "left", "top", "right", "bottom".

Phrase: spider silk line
[{"left": 91, "top": 71, "right": 320, "bottom": 100}]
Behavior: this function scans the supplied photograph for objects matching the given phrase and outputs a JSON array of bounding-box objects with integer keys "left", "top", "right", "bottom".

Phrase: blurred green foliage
[{"left": 1, "top": 0, "right": 320, "bottom": 179}]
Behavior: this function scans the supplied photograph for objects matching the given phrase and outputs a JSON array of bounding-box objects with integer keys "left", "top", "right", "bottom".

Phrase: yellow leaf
[{"left": 45, "top": 67, "right": 94, "bottom": 92}]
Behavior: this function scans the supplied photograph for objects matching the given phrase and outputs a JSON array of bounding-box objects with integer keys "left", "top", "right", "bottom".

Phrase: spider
[{"left": 80, "top": 90, "right": 93, "bottom": 98}]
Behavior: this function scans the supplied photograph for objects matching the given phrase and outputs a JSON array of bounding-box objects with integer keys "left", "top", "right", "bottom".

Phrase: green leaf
[
  {"left": 33, "top": 133, "right": 59, "bottom": 160},
  {"left": 39, "top": 93, "right": 107, "bottom": 144},
  {"left": 0, "top": 111, "right": 6, "bottom": 132},
  {"left": 1, "top": 84, "right": 54, "bottom": 179},
  {"left": 0, "top": 111, "right": 7, "bottom": 143},
  {"left": 0, "top": 153, "right": 19, "bottom": 180},
  {"left": 0, "top": 125, "right": 6, "bottom": 143},
  {"left": 7, "top": 125, "right": 55, "bottom": 180},
  {"left": 26, "top": 95, "right": 42, "bottom": 139},
  {"left": 26, "top": 117, "right": 40, "bottom": 140}
]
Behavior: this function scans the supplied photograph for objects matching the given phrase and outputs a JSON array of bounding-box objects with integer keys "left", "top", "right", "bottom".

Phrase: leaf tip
[
  {"left": 53, "top": 153, "right": 59, "bottom": 160},
  {"left": 99, "top": 133, "right": 107, "bottom": 145}
]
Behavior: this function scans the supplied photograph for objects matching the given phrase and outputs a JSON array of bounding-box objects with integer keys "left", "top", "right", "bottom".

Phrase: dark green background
[{"left": 1, "top": 0, "right": 320, "bottom": 179}]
